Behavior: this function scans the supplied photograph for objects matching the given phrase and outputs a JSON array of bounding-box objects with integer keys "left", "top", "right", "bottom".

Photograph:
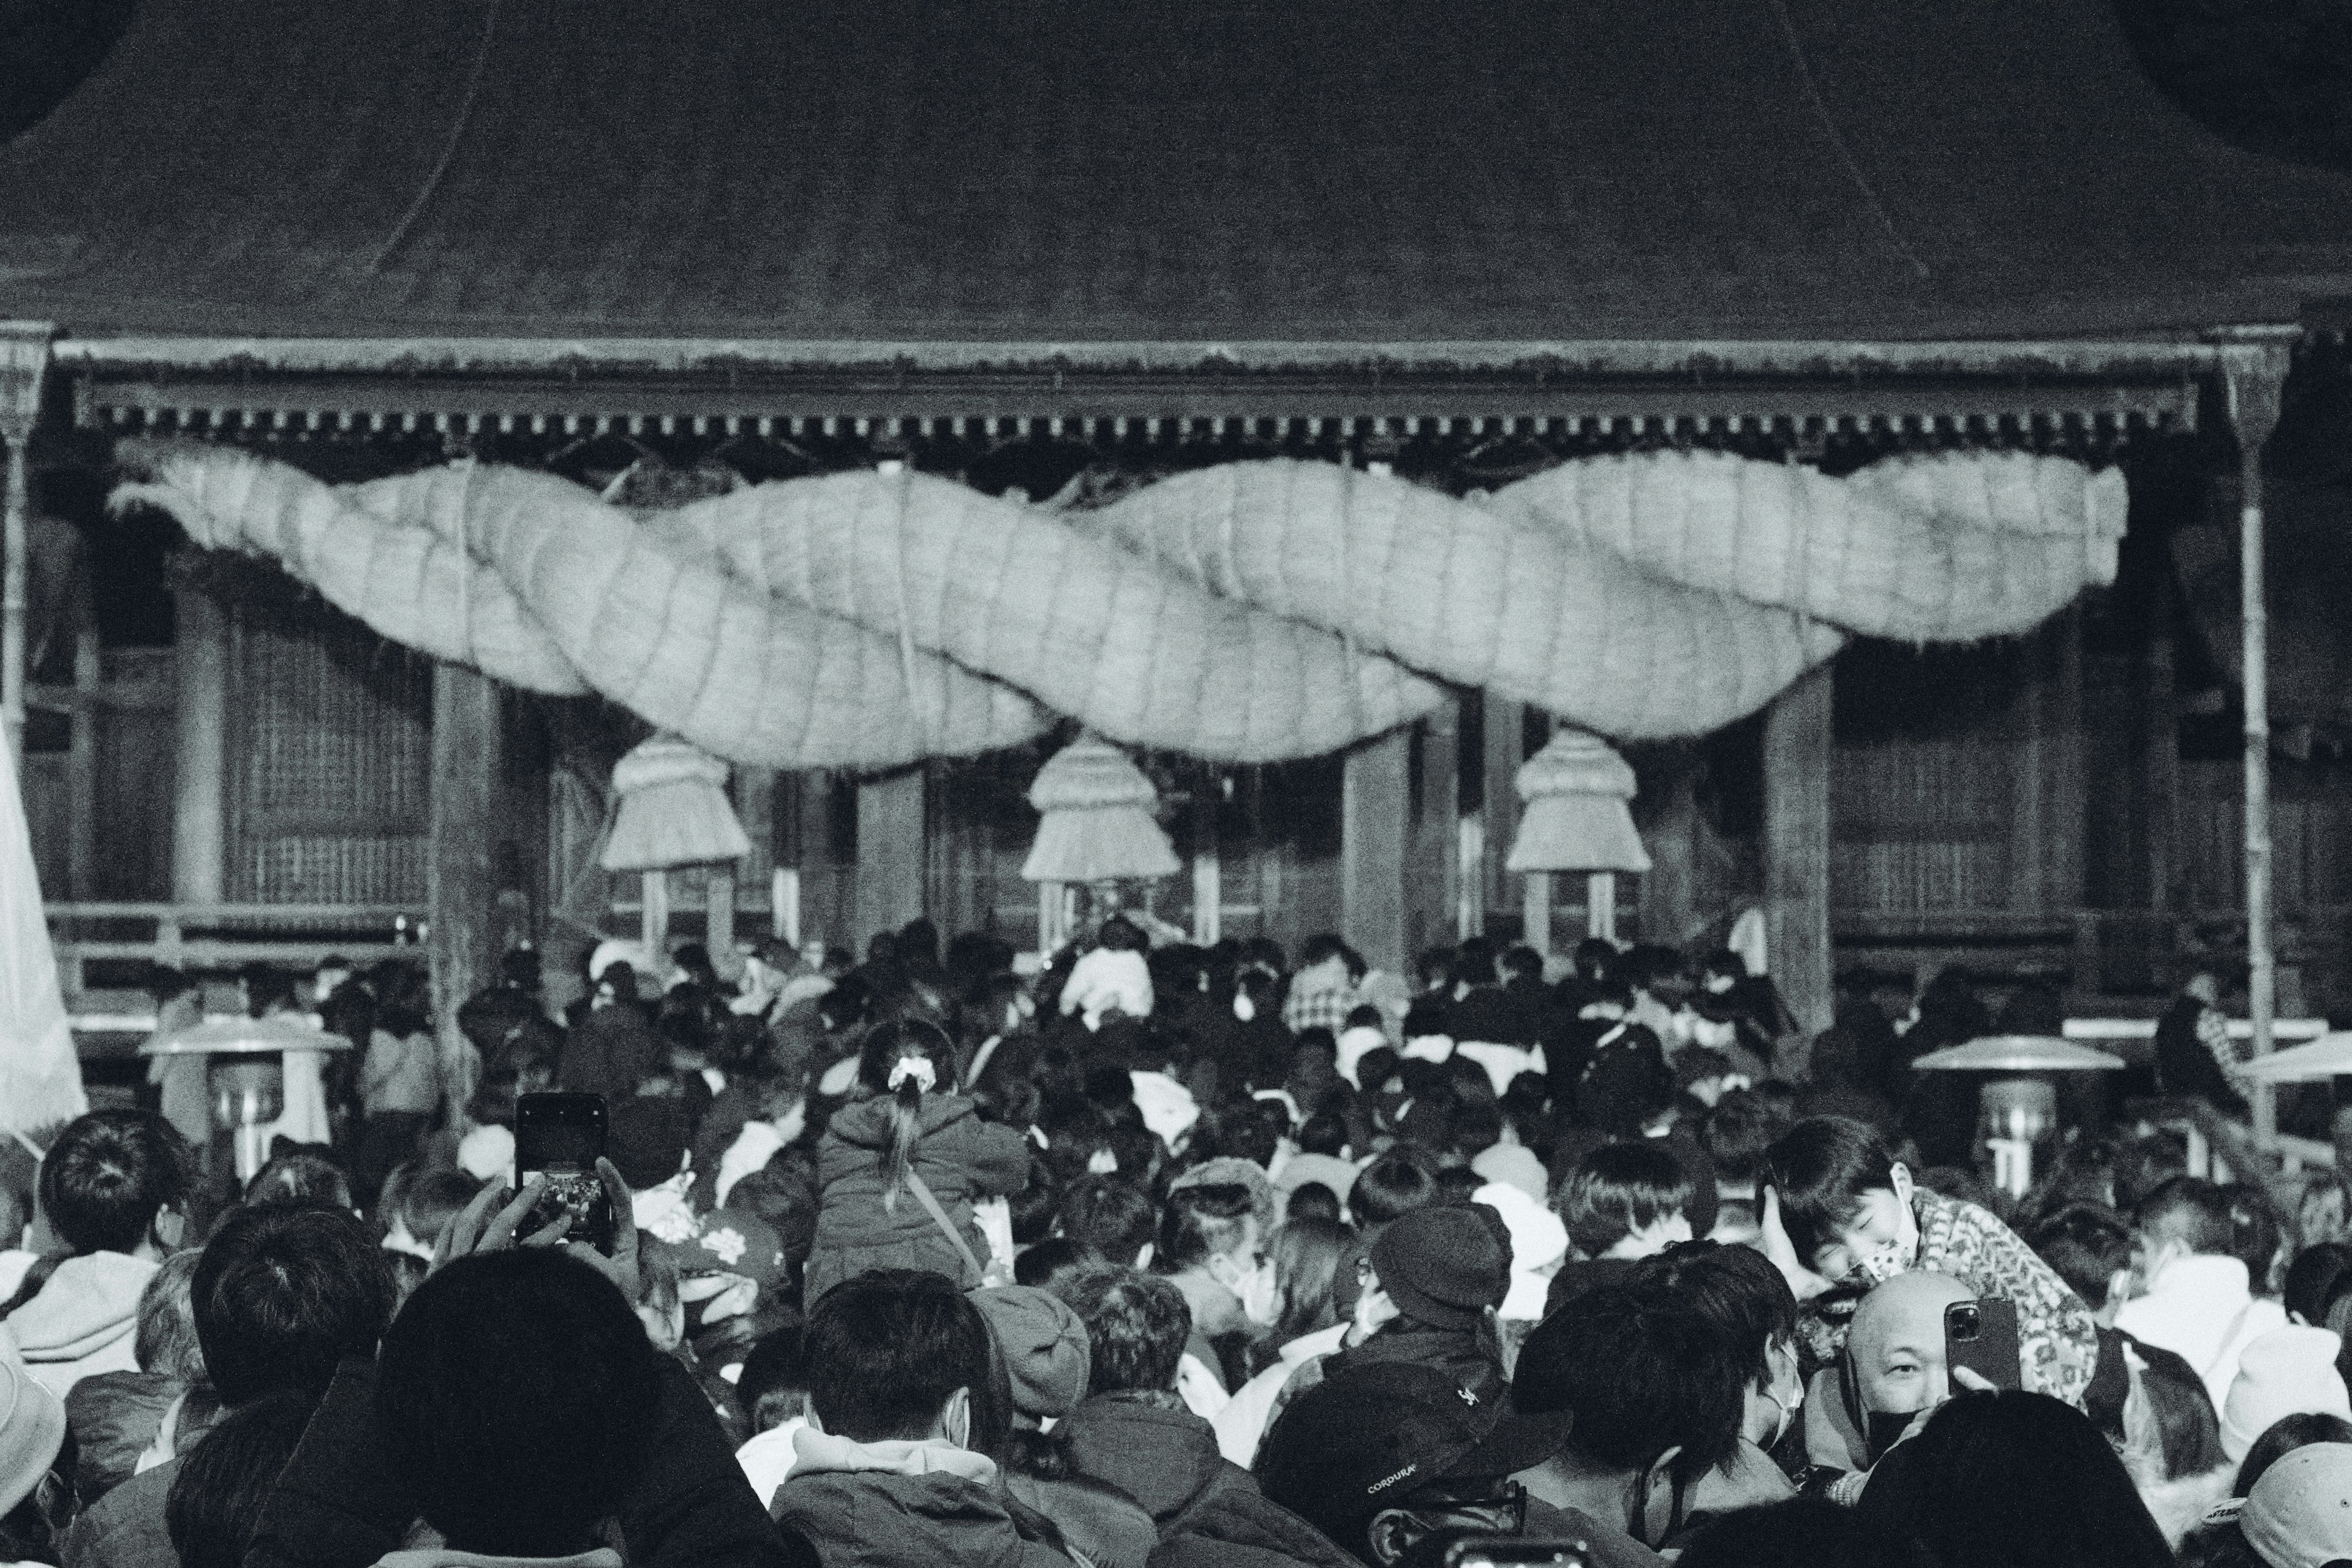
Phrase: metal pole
[{"left": 2217, "top": 329, "right": 2295, "bottom": 1156}]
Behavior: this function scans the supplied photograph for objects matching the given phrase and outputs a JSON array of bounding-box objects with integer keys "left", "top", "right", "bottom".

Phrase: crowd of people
[{"left": 0, "top": 916, "right": 2347, "bottom": 1567}]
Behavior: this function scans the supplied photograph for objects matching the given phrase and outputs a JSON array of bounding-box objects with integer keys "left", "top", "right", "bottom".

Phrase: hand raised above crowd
[{"left": 432, "top": 1155, "right": 644, "bottom": 1306}]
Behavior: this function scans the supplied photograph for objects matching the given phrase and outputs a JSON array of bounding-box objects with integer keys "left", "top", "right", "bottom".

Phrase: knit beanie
[
  {"left": 970, "top": 1286, "right": 1091, "bottom": 1422},
  {"left": 1369, "top": 1205, "right": 1511, "bottom": 1332},
  {"left": 2222, "top": 1325, "right": 2352, "bottom": 1462}
]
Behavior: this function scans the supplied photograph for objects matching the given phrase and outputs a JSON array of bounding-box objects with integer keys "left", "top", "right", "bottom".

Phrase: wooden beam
[
  {"left": 429, "top": 664, "right": 504, "bottom": 1108},
  {"left": 1765, "top": 663, "right": 1835, "bottom": 1038},
  {"left": 170, "top": 587, "right": 228, "bottom": 907},
  {"left": 1342, "top": 729, "right": 1412, "bottom": 978},
  {"left": 856, "top": 767, "right": 926, "bottom": 946}
]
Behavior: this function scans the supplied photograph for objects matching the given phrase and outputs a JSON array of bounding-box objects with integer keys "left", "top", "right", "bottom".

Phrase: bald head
[{"left": 1849, "top": 1272, "right": 1972, "bottom": 1416}]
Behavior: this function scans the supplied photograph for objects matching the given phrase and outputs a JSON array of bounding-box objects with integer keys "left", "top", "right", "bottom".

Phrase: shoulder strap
[{"left": 903, "top": 1165, "right": 987, "bottom": 1283}]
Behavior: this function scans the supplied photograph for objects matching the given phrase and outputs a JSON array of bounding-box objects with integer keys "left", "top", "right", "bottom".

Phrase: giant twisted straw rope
[{"left": 113, "top": 441, "right": 2124, "bottom": 767}]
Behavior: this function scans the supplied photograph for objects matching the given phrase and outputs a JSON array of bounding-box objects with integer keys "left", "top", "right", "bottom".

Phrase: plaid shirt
[{"left": 1282, "top": 979, "right": 1359, "bottom": 1037}]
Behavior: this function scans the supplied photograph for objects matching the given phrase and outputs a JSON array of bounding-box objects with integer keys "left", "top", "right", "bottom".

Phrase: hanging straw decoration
[
  {"left": 1507, "top": 728, "right": 1651, "bottom": 951},
  {"left": 600, "top": 735, "right": 752, "bottom": 952},
  {"left": 1022, "top": 736, "right": 1179, "bottom": 953},
  {"left": 1022, "top": 736, "right": 1180, "bottom": 884}
]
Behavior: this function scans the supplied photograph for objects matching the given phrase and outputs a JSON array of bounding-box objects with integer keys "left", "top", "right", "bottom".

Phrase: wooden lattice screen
[{"left": 230, "top": 600, "right": 431, "bottom": 905}]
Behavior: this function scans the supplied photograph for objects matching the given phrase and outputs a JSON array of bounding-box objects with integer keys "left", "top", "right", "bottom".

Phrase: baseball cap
[
  {"left": 1257, "top": 1360, "right": 1570, "bottom": 1545},
  {"left": 2243, "top": 1442, "right": 2352, "bottom": 1568},
  {"left": 1369, "top": 1204, "right": 1511, "bottom": 1332},
  {"left": 970, "top": 1285, "right": 1091, "bottom": 1422}
]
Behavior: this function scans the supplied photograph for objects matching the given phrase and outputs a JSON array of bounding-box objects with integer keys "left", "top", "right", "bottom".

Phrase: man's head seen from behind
[{"left": 803, "top": 1268, "right": 993, "bottom": 1449}]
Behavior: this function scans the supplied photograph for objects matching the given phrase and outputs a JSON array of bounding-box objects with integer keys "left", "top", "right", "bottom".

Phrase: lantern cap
[{"left": 1908, "top": 1035, "right": 2127, "bottom": 1071}]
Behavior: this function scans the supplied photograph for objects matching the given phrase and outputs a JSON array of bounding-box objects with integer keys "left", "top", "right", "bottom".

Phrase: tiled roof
[{"left": 4, "top": 0, "right": 2352, "bottom": 349}]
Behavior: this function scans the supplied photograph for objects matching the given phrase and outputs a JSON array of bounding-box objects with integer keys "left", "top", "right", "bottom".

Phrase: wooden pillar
[
  {"left": 1342, "top": 729, "right": 1411, "bottom": 977},
  {"left": 1191, "top": 767, "right": 1221, "bottom": 946},
  {"left": 170, "top": 587, "right": 230, "bottom": 906},
  {"left": 856, "top": 767, "right": 925, "bottom": 946},
  {"left": 2046, "top": 607, "right": 2088, "bottom": 911},
  {"left": 1764, "top": 663, "right": 1834, "bottom": 1038},
  {"left": 1636, "top": 744, "right": 1702, "bottom": 949},
  {"left": 429, "top": 665, "right": 504, "bottom": 1108},
  {"left": 64, "top": 625, "right": 97, "bottom": 900},
  {"left": 0, "top": 327, "right": 49, "bottom": 767},
  {"left": 1408, "top": 699, "right": 1461, "bottom": 958},
  {"left": 1482, "top": 692, "right": 1524, "bottom": 933},
  {"left": 2220, "top": 329, "right": 2296, "bottom": 1154}
]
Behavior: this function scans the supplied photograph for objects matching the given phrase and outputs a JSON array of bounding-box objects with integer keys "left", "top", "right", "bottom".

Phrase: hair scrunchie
[{"left": 888, "top": 1055, "right": 937, "bottom": 1095}]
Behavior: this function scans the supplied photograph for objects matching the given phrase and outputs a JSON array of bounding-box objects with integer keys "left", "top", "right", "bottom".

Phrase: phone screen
[{"left": 514, "top": 1093, "right": 612, "bottom": 1253}]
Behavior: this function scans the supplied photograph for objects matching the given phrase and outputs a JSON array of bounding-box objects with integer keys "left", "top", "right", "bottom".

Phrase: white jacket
[
  {"left": 1210, "top": 1322, "right": 1349, "bottom": 1468},
  {"left": 2114, "top": 1254, "right": 2288, "bottom": 1412}
]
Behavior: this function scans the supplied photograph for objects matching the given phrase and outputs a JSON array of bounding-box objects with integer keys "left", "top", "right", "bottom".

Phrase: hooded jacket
[
  {"left": 1, "top": 1251, "right": 157, "bottom": 1397},
  {"left": 772, "top": 1431, "right": 1072, "bottom": 1568},
  {"left": 1057, "top": 1393, "right": 1355, "bottom": 1568},
  {"left": 804, "top": 1095, "right": 1028, "bottom": 1306}
]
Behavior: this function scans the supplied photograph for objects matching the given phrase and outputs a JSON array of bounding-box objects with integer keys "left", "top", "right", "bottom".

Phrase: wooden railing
[{"left": 44, "top": 902, "right": 427, "bottom": 998}]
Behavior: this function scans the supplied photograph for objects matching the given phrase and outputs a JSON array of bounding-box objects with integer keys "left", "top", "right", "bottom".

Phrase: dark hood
[{"left": 1059, "top": 1393, "right": 1226, "bottom": 1523}]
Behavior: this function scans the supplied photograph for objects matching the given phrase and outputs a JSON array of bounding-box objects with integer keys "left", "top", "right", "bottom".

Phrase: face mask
[
  {"left": 1865, "top": 1409, "right": 1917, "bottom": 1466},
  {"left": 1853, "top": 1197, "right": 1921, "bottom": 1286},
  {"left": 1760, "top": 1346, "right": 1804, "bottom": 1447},
  {"left": 1234, "top": 993, "right": 1256, "bottom": 1022}
]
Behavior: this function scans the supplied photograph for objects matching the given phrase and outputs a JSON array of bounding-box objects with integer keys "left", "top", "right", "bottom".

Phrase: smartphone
[
  {"left": 513, "top": 1093, "right": 612, "bottom": 1254},
  {"left": 1442, "top": 1540, "right": 1589, "bottom": 1568},
  {"left": 1944, "top": 1297, "right": 2023, "bottom": 1392}
]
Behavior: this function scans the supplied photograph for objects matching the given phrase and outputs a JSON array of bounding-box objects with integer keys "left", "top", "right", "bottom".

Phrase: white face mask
[{"left": 1854, "top": 1200, "right": 1922, "bottom": 1286}]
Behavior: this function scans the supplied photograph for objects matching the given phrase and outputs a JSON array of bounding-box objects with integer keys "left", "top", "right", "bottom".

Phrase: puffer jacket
[
  {"left": 772, "top": 1431, "right": 1073, "bottom": 1568},
  {"left": 804, "top": 1096, "right": 1028, "bottom": 1306},
  {"left": 1057, "top": 1393, "right": 1355, "bottom": 1568}
]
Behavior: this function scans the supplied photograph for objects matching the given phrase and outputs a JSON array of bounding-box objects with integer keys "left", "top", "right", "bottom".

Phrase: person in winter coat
[
  {"left": 774, "top": 1270, "right": 1074, "bottom": 1568},
  {"left": 560, "top": 960, "right": 662, "bottom": 1106},
  {"left": 1, "top": 1112, "right": 188, "bottom": 1400},
  {"left": 1760, "top": 1115, "right": 2098, "bottom": 1409},
  {"left": 2115, "top": 1177, "right": 2288, "bottom": 1413},
  {"left": 1049, "top": 1266, "right": 1358, "bottom": 1568},
  {"left": 236, "top": 1169, "right": 808, "bottom": 1568},
  {"left": 970, "top": 1285, "right": 1160, "bottom": 1568},
  {"left": 803, "top": 1020, "right": 1030, "bottom": 1307}
]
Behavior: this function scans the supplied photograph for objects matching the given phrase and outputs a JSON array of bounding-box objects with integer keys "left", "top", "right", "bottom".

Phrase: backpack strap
[{"left": 903, "top": 1166, "right": 987, "bottom": 1284}]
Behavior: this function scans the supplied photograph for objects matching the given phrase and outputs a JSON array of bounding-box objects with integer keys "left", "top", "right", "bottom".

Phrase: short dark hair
[
  {"left": 805, "top": 1269, "right": 992, "bottom": 1442},
  {"left": 2135, "top": 1177, "right": 2235, "bottom": 1256},
  {"left": 194, "top": 1204, "right": 396, "bottom": 1404},
  {"left": 2029, "top": 1204, "right": 2135, "bottom": 1311},
  {"left": 1501, "top": 944, "right": 1544, "bottom": 983},
  {"left": 2284, "top": 1241, "right": 2352, "bottom": 1330},
  {"left": 165, "top": 1389, "right": 318, "bottom": 1568},
  {"left": 1014, "top": 1235, "right": 1096, "bottom": 1289},
  {"left": 1063, "top": 1177, "right": 1157, "bottom": 1268},
  {"left": 1515, "top": 1278, "right": 1745, "bottom": 1482},
  {"left": 1632, "top": 1242, "right": 1797, "bottom": 1390},
  {"left": 1351, "top": 1150, "right": 1437, "bottom": 1226},
  {"left": 40, "top": 1110, "right": 189, "bottom": 1256},
  {"left": 378, "top": 1251, "right": 660, "bottom": 1556},
  {"left": 244, "top": 1152, "right": 353, "bottom": 1212},
  {"left": 737, "top": 1325, "right": 810, "bottom": 1433},
  {"left": 1700, "top": 1088, "right": 1797, "bottom": 1185},
  {"left": 1557, "top": 1143, "right": 1695, "bottom": 1258},
  {"left": 1156, "top": 1183, "right": 1256, "bottom": 1273},
  {"left": 1297, "top": 1113, "right": 1348, "bottom": 1158},
  {"left": 1052, "top": 1266, "right": 1189, "bottom": 1395},
  {"left": 1762, "top": 1117, "right": 1899, "bottom": 1265}
]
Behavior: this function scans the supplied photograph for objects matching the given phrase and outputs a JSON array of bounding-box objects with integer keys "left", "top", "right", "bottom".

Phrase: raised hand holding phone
[{"left": 430, "top": 1155, "right": 642, "bottom": 1307}]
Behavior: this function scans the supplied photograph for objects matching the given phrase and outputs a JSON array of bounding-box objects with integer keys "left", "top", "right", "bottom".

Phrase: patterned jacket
[{"left": 1794, "top": 1186, "right": 2099, "bottom": 1408}]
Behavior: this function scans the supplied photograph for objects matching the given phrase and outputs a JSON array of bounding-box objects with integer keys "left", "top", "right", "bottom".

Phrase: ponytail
[
  {"left": 856, "top": 1017, "right": 951, "bottom": 1215},
  {"left": 881, "top": 1055, "right": 935, "bottom": 1214}
]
